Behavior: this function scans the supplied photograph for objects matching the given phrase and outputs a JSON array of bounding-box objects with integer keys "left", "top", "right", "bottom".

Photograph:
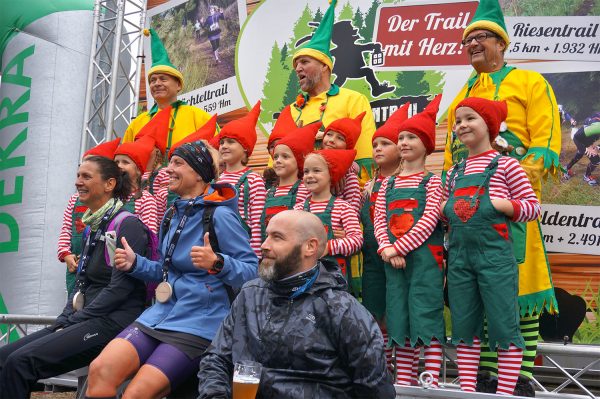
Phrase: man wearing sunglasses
[{"left": 442, "top": 0, "right": 561, "bottom": 397}]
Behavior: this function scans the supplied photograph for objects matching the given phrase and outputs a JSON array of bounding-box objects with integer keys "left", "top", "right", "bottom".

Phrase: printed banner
[
  {"left": 373, "top": 0, "right": 479, "bottom": 69},
  {"left": 507, "top": 17, "right": 600, "bottom": 61},
  {"left": 146, "top": 0, "right": 248, "bottom": 114},
  {"left": 540, "top": 204, "right": 600, "bottom": 255}
]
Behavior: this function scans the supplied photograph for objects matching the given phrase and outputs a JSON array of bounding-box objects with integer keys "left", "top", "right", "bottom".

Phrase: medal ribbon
[
  {"left": 75, "top": 203, "right": 117, "bottom": 291},
  {"left": 161, "top": 199, "right": 195, "bottom": 281}
]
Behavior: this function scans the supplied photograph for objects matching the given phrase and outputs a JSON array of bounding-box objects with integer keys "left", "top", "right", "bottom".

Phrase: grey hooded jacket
[{"left": 197, "top": 260, "right": 395, "bottom": 399}]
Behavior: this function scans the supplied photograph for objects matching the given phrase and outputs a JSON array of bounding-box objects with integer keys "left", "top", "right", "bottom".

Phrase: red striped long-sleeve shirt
[
  {"left": 218, "top": 167, "right": 266, "bottom": 257},
  {"left": 142, "top": 168, "right": 170, "bottom": 219},
  {"left": 294, "top": 197, "right": 363, "bottom": 257},
  {"left": 443, "top": 150, "right": 541, "bottom": 222},
  {"left": 127, "top": 191, "right": 159, "bottom": 234},
  {"left": 335, "top": 164, "right": 361, "bottom": 213},
  {"left": 374, "top": 172, "right": 442, "bottom": 256},
  {"left": 57, "top": 193, "right": 79, "bottom": 262}
]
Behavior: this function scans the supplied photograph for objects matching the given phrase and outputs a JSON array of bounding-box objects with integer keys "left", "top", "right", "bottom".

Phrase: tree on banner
[
  {"left": 394, "top": 71, "right": 429, "bottom": 98},
  {"left": 260, "top": 42, "right": 288, "bottom": 125}
]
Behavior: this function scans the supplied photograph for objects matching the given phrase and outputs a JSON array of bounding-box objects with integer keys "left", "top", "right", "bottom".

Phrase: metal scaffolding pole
[{"left": 80, "top": 0, "right": 148, "bottom": 158}]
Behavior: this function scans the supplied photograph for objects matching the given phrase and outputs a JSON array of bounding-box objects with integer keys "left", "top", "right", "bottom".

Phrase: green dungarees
[
  {"left": 384, "top": 173, "right": 445, "bottom": 347},
  {"left": 67, "top": 198, "right": 88, "bottom": 295},
  {"left": 303, "top": 197, "right": 355, "bottom": 295},
  {"left": 234, "top": 170, "right": 252, "bottom": 236},
  {"left": 260, "top": 180, "right": 301, "bottom": 242},
  {"left": 444, "top": 156, "right": 524, "bottom": 350},
  {"left": 450, "top": 66, "right": 527, "bottom": 263},
  {"left": 360, "top": 178, "right": 386, "bottom": 320}
]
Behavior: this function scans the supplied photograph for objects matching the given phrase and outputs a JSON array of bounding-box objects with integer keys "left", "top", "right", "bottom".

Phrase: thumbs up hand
[
  {"left": 190, "top": 232, "right": 218, "bottom": 270},
  {"left": 115, "top": 237, "right": 136, "bottom": 271}
]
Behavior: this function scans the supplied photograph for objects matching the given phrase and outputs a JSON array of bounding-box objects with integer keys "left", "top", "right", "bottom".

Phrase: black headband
[{"left": 172, "top": 141, "right": 215, "bottom": 183}]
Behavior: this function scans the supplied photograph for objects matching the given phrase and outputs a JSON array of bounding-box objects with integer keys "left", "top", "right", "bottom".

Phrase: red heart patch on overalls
[
  {"left": 389, "top": 213, "right": 414, "bottom": 238},
  {"left": 75, "top": 218, "right": 86, "bottom": 233},
  {"left": 453, "top": 199, "right": 479, "bottom": 223}
]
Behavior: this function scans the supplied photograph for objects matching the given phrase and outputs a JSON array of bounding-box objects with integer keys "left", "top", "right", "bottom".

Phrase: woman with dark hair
[
  {"left": 85, "top": 140, "right": 258, "bottom": 398},
  {"left": 0, "top": 156, "right": 149, "bottom": 399}
]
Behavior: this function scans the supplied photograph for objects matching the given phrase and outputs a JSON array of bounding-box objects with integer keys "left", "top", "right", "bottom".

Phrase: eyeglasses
[{"left": 461, "top": 32, "right": 498, "bottom": 46}]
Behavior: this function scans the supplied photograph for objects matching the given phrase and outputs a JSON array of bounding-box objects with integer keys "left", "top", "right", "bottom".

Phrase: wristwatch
[{"left": 209, "top": 254, "right": 224, "bottom": 274}]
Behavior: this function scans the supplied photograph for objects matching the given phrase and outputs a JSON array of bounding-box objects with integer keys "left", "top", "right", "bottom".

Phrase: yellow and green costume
[{"left": 290, "top": 0, "right": 375, "bottom": 183}]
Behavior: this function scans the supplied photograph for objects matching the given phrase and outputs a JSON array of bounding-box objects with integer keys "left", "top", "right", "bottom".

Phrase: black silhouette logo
[{"left": 297, "top": 20, "right": 395, "bottom": 98}]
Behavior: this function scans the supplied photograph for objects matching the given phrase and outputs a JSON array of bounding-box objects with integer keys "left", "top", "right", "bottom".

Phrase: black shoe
[
  {"left": 513, "top": 375, "right": 536, "bottom": 397},
  {"left": 476, "top": 372, "right": 498, "bottom": 393}
]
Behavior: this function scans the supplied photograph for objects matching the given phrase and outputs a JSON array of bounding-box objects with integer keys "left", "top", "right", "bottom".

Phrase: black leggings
[
  {"left": 566, "top": 128, "right": 600, "bottom": 176},
  {"left": 0, "top": 317, "right": 122, "bottom": 399}
]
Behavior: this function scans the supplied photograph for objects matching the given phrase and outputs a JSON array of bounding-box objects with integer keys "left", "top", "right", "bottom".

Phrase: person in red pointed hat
[
  {"left": 373, "top": 94, "right": 445, "bottom": 387},
  {"left": 318, "top": 112, "right": 366, "bottom": 213},
  {"left": 360, "top": 102, "right": 409, "bottom": 371},
  {"left": 259, "top": 123, "right": 321, "bottom": 243},
  {"left": 216, "top": 102, "right": 266, "bottom": 258},
  {"left": 114, "top": 135, "right": 160, "bottom": 234},
  {"left": 59, "top": 136, "right": 124, "bottom": 294},
  {"left": 131, "top": 106, "right": 174, "bottom": 220},
  {"left": 441, "top": 97, "right": 540, "bottom": 395},
  {"left": 267, "top": 105, "right": 296, "bottom": 156},
  {"left": 168, "top": 114, "right": 218, "bottom": 159},
  {"left": 83, "top": 137, "right": 122, "bottom": 160},
  {"left": 263, "top": 105, "right": 298, "bottom": 190},
  {"left": 294, "top": 149, "right": 363, "bottom": 295}
]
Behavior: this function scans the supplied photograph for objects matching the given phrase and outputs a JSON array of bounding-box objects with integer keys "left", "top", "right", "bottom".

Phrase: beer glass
[{"left": 233, "top": 360, "right": 262, "bottom": 399}]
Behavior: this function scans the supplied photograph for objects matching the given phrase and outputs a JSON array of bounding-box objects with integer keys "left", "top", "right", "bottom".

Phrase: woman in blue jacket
[{"left": 85, "top": 140, "right": 258, "bottom": 398}]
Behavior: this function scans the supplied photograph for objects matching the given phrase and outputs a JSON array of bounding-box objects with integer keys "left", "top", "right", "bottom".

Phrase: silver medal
[
  {"left": 155, "top": 281, "right": 173, "bottom": 303},
  {"left": 72, "top": 291, "right": 85, "bottom": 311}
]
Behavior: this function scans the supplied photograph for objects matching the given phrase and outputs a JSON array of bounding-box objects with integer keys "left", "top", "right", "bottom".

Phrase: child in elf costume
[
  {"left": 373, "top": 95, "right": 445, "bottom": 387},
  {"left": 260, "top": 123, "right": 320, "bottom": 242},
  {"left": 294, "top": 149, "right": 363, "bottom": 294},
  {"left": 263, "top": 105, "right": 297, "bottom": 190},
  {"left": 134, "top": 106, "right": 175, "bottom": 219},
  {"left": 361, "top": 102, "right": 409, "bottom": 372},
  {"left": 113, "top": 136, "right": 160, "bottom": 233},
  {"left": 322, "top": 113, "right": 365, "bottom": 213},
  {"left": 215, "top": 102, "right": 266, "bottom": 257},
  {"left": 442, "top": 97, "right": 541, "bottom": 395},
  {"left": 57, "top": 138, "right": 121, "bottom": 295}
]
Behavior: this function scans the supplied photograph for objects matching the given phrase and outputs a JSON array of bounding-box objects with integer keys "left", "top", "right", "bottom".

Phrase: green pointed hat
[
  {"left": 292, "top": 0, "right": 337, "bottom": 71},
  {"left": 143, "top": 28, "right": 184, "bottom": 86},
  {"left": 463, "top": 0, "right": 510, "bottom": 46}
]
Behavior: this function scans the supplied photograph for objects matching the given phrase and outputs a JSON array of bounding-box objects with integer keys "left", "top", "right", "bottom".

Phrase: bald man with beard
[{"left": 198, "top": 210, "right": 394, "bottom": 399}]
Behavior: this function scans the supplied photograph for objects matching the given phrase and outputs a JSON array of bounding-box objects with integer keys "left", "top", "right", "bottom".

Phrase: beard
[
  {"left": 299, "top": 69, "right": 322, "bottom": 93},
  {"left": 259, "top": 244, "right": 303, "bottom": 282}
]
